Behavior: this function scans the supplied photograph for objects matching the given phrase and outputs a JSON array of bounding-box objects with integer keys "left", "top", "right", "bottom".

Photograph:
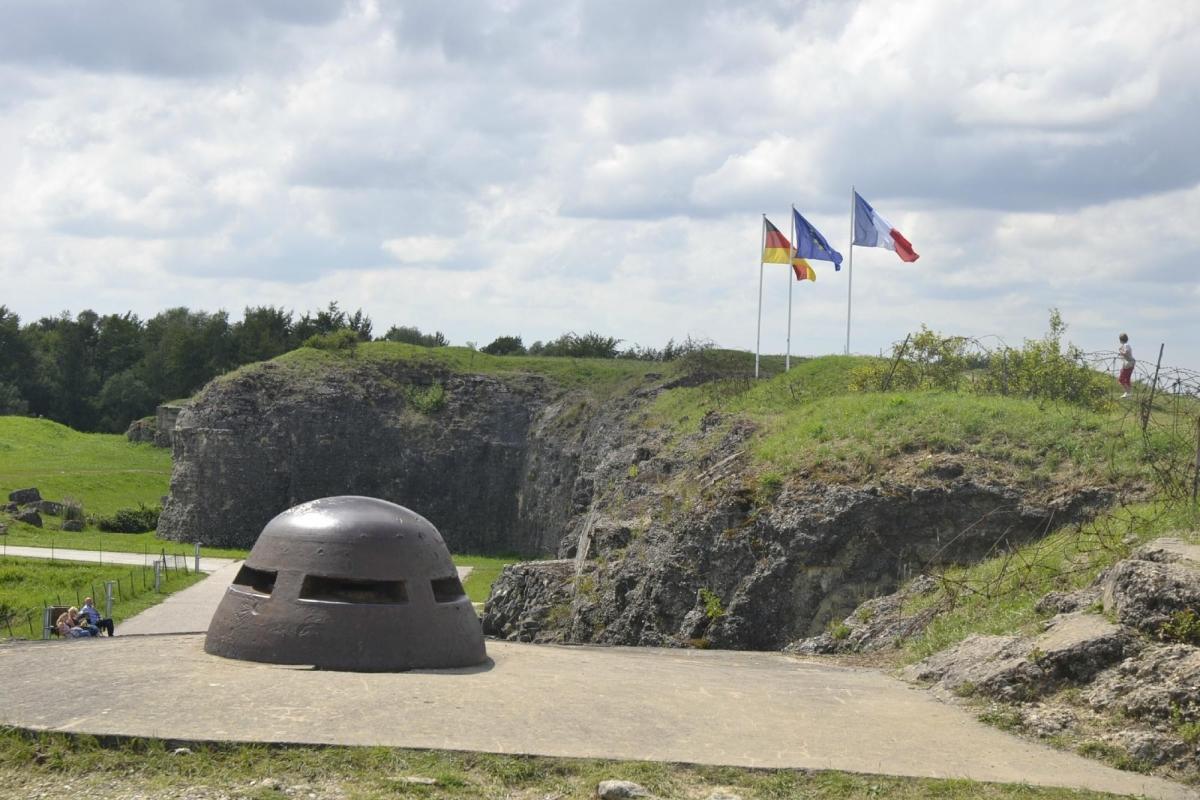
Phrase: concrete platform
[{"left": 0, "top": 634, "right": 1192, "bottom": 799}]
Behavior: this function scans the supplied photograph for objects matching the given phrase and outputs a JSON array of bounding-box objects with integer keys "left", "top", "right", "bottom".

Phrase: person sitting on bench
[
  {"left": 55, "top": 607, "right": 96, "bottom": 638},
  {"left": 79, "top": 597, "right": 114, "bottom": 637}
]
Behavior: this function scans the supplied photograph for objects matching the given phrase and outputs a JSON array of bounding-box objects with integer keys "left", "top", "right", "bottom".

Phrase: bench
[{"left": 44, "top": 605, "right": 71, "bottom": 638}]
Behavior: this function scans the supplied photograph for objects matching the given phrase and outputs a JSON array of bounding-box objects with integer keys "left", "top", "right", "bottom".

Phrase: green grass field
[
  {"left": 0, "top": 728, "right": 1141, "bottom": 800},
  {"left": 0, "top": 556, "right": 205, "bottom": 639},
  {"left": 0, "top": 416, "right": 171, "bottom": 517},
  {"left": 0, "top": 416, "right": 245, "bottom": 558},
  {"left": 456, "top": 554, "right": 516, "bottom": 604}
]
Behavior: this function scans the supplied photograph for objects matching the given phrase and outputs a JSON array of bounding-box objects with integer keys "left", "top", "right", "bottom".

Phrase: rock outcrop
[
  {"left": 124, "top": 416, "right": 156, "bottom": 444},
  {"left": 157, "top": 358, "right": 630, "bottom": 554},
  {"left": 897, "top": 537, "right": 1200, "bottom": 779},
  {"left": 1102, "top": 539, "right": 1200, "bottom": 634},
  {"left": 484, "top": 448, "right": 1114, "bottom": 650},
  {"left": 902, "top": 613, "right": 1138, "bottom": 701},
  {"left": 159, "top": 353, "right": 1117, "bottom": 651},
  {"left": 7, "top": 488, "right": 41, "bottom": 505}
]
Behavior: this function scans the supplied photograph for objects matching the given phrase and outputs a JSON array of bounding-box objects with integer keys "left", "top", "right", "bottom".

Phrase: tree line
[
  {"left": 0, "top": 302, "right": 428, "bottom": 432},
  {"left": 0, "top": 302, "right": 708, "bottom": 434}
]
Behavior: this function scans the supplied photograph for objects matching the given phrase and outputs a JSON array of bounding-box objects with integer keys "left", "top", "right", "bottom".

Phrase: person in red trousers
[{"left": 1117, "top": 333, "right": 1135, "bottom": 398}]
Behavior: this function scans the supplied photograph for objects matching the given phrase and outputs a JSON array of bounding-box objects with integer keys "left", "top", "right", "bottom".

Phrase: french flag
[{"left": 853, "top": 191, "right": 919, "bottom": 262}]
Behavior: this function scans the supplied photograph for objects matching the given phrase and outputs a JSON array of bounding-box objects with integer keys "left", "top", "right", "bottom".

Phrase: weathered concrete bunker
[{"left": 204, "top": 495, "right": 487, "bottom": 671}]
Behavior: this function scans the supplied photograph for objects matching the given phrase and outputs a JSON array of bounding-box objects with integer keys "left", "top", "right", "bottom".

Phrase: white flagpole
[
  {"left": 845, "top": 186, "right": 856, "bottom": 355},
  {"left": 755, "top": 214, "right": 765, "bottom": 378},
  {"left": 786, "top": 206, "right": 794, "bottom": 372}
]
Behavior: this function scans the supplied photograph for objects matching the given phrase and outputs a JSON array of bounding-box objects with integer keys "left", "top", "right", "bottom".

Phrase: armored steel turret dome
[{"left": 204, "top": 496, "right": 487, "bottom": 671}]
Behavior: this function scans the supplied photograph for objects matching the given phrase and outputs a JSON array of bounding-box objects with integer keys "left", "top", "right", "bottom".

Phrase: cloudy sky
[{"left": 2, "top": 0, "right": 1198, "bottom": 370}]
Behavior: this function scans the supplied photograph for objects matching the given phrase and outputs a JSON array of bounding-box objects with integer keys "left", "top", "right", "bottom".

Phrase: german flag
[
  {"left": 762, "top": 218, "right": 792, "bottom": 264},
  {"left": 792, "top": 259, "right": 816, "bottom": 282}
]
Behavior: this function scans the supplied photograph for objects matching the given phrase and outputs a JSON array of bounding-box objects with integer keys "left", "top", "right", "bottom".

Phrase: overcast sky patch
[{"left": 1, "top": 0, "right": 1197, "bottom": 370}]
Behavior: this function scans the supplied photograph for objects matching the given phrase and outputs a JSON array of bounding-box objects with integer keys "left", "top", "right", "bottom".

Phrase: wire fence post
[
  {"left": 1193, "top": 415, "right": 1200, "bottom": 507},
  {"left": 1001, "top": 348, "right": 1009, "bottom": 396},
  {"left": 882, "top": 334, "right": 911, "bottom": 392},
  {"left": 105, "top": 580, "right": 115, "bottom": 620},
  {"left": 1142, "top": 343, "right": 1165, "bottom": 435}
]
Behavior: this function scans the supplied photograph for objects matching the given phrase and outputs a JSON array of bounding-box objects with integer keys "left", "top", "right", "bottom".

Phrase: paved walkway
[
  {"left": 118, "top": 561, "right": 245, "bottom": 635},
  {"left": 2, "top": 565, "right": 1192, "bottom": 797},
  {"left": 0, "top": 635, "right": 1191, "bottom": 799},
  {"left": 0, "top": 544, "right": 237, "bottom": 573}
]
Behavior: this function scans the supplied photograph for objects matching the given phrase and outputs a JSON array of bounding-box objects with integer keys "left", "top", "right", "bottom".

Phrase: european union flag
[{"left": 792, "top": 208, "right": 844, "bottom": 271}]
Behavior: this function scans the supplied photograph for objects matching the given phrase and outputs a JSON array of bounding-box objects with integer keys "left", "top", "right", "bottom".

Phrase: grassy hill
[
  {"left": 0, "top": 416, "right": 241, "bottom": 556},
  {"left": 0, "top": 416, "right": 171, "bottom": 517},
  {"left": 641, "top": 354, "right": 1181, "bottom": 492}
]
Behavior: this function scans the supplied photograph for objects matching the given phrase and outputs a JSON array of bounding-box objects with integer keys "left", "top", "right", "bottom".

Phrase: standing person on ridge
[{"left": 1117, "top": 333, "right": 1135, "bottom": 399}]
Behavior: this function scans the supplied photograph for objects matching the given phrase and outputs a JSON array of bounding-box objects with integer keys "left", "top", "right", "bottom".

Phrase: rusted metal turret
[{"left": 204, "top": 496, "right": 486, "bottom": 671}]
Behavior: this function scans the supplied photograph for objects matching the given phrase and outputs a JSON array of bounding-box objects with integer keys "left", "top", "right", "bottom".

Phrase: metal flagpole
[
  {"left": 845, "top": 186, "right": 856, "bottom": 355},
  {"left": 786, "top": 205, "right": 794, "bottom": 371},
  {"left": 755, "top": 214, "right": 765, "bottom": 378}
]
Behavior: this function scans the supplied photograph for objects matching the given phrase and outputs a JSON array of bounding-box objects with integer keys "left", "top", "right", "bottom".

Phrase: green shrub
[
  {"left": 60, "top": 496, "right": 86, "bottom": 524},
  {"left": 699, "top": 588, "right": 726, "bottom": 620},
  {"left": 530, "top": 331, "right": 621, "bottom": 359},
  {"left": 380, "top": 325, "right": 447, "bottom": 347},
  {"left": 978, "top": 707, "right": 1022, "bottom": 731},
  {"left": 301, "top": 329, "right": 359, "bottom": 353},
  {"left": 974, "top": 310, "right": 1110, "bottom": 411},
  {"left": 96, "top": 504, "right": 160, "bottom": 533},
  {"left": 758, "top": 472, "right": 783, "bottom": 495},
  {"left": 1158, "top": 609, "right": 1200, "bottom": 645},
  {"left": 827, "top": 620, "right": 851, "bottom": 641},
  {"left": 481, "top": 335, "right": 526, "bottom": 356},
  {"left": 849, "top": 326, "right": 970, "bottom": 393},
  {"left": 850, "top": 311, "right": 1112, "bottom": 412},
  {"left": 404, "top": 383, "right": 447, "bottom": 415}
]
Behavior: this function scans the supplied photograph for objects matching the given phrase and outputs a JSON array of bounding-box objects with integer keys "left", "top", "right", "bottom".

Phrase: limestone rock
[
  {"left": 904, "top": 613, "right": 1134, "bottom": 701},
  {"left": 482, "top": 560, "right": 576, "bottom": 642},
  {"left": 1101, "top": 730, "right": 1191, "bottom": 767},
  {"left": 61, "top": 519, "right": 84, "bottom": 532},
  {"left": 1035, "top": 586, "right": 1102, "bottom": 615},
  {"left": 597, "top": 780, "right": 652, "bottom": 799},
  {"left": 1131, "top": 537, "right": 1200, "bottom": 567},
  {"left": 498, "top": 475, "right": 1114, "bottom": 649},
  {"left": 1087, "top": 644, "right": 1200, "bottom": 722},
  {"left": 124, "top": 416, "right": 157, "bottom": 444},
  {"left": 7, "top": 487, "right": 40, "bottom": 505},
  {"left": 157, "top": 361, "right": 591, "bottom": 553},
  {"left": 1019, "top": 705, "right": 1077, "bottom": 738},
  {"left": 1102, "top": 558, "right": 1200, "bottom": 634},
  {"left": 160, "top": 354, "right": 1118, "bottom": 651},
  {"left": 903, "top": 634, "right": 1034, "bottom": 700},
  {"left": 14, "top": 509, "right": 42, "bottom": 528},
  {"left": 37, "top": 500, "right": 63, "bottom": 517},
  {"left": 1032, "top": 612, "right": 1138, "bottom": 683},
  {"left": 789, "top": 575, "right": 942, "bottom": 654}
]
